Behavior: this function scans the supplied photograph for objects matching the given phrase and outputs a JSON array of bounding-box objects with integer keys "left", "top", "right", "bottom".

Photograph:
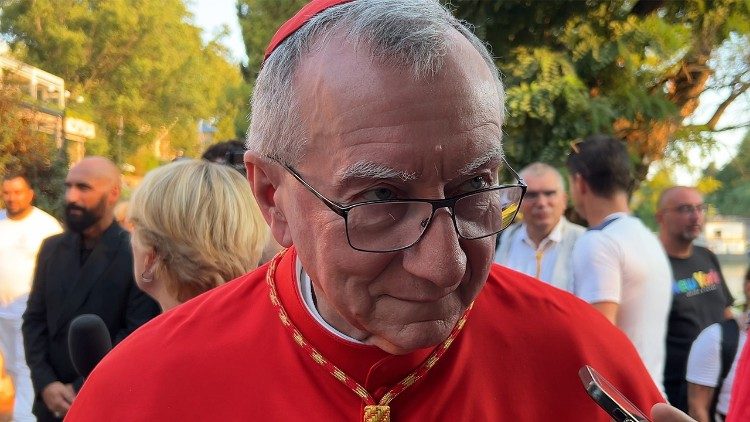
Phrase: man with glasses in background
[
  {"left": 495, "top": 162, "right": 584, "bottom": 291},
  {"left": 68, "top": 1, "right": 678, "bottom": 420},
  {"left": 657, "top": 186, "right": 734, "bottom": 413}
]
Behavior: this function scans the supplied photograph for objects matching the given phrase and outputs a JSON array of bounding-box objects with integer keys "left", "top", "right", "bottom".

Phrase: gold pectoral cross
[{"left": 364, "top": 405, "right": 390, "bottom": 422}]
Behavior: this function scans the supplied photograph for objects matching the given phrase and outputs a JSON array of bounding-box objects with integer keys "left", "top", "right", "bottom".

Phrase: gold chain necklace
[{"left": 265, "top": 248, "right": 473, "bottom": 422}]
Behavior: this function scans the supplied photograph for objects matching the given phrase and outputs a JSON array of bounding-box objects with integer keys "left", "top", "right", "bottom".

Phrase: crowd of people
[
  {"left": 0, "top": 154, "right": 268, "bottom": 421},
  {"left": 494, "top": 140, "right": 745, "bottom": 421},
  {"left": 0, "top": 0, "right": 748, "bottom": 421}
]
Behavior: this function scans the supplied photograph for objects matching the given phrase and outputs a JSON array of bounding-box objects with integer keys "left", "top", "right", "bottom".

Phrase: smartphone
[{"left": 578, "top": 365, "right": 651, "bottom": 422}]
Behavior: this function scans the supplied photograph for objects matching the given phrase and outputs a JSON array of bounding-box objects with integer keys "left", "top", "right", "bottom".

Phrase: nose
[
  {"left": 401, "top": 208, "right": 465, "bottom": 288},
  {"left": 533, "top": 197, "right": 548, "bottom": 209},
  {"left": 65, "top": 187, "right": 79, "bottom": 204},
  {"left": 690, "top": 209, "right": 705, "bottom": 224}
]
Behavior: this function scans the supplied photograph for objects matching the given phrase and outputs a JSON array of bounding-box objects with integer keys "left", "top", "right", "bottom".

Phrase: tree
[
  {"left": 706, "top": 132, "right": 750, "bottom": 216},
  {"left": 0, "top": 86, "right": 67, "bottom": 217},
  {"left": 451, "top": 0, "right": 750, "bottom": 185},
  {"left": 234, "top": 1, "right": 749, "bottom": 188},
  {"left": 236, "top": 0, "right": 308, "bottom": 83},
  {"left": 1, "top": 0, "right": 249, "bottom": 168}
]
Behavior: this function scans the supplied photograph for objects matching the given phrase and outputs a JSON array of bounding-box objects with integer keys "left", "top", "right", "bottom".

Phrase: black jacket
[{"left": 22, "top": 222, "right": 160, "bottom": 421}]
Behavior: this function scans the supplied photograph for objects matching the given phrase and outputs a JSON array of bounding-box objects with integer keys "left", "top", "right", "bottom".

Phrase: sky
[
  {"left": 188, "top": 1, "right": 748, "bottom": 184},
  {"left": 188, "top": 0, "right": 249, "bottom": 64}
]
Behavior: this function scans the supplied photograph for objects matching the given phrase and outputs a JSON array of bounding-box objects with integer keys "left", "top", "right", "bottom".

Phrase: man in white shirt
[
  {"left": 494, "top": 162, "right": 584, "bottom": 291},
  {"left": 566, "top": 135, "right": 672, "bottom": 393},
  {"left": 0, "top": 173, "right": 62, "bottom": 421}
]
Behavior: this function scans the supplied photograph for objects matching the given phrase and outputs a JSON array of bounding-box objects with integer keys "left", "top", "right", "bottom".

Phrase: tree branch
[
  {"left": 706, "top": 82, "right": 750, "bottom": 129},
  {"left": 684, "top": 122, "right": 750, "bottom": 133}
]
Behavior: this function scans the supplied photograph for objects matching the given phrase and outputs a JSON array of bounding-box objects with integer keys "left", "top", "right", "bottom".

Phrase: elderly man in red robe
[{"left": 67, "top": 1, "right": 693, "bottom": 421}]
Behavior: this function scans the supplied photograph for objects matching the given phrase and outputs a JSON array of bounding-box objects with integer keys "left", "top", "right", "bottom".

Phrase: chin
[
  {"left": 377, "top": 318, "right": 457, "bottom": 355},
  {"left": 681, "top": 232, "right": 700, "bottom": 242}
]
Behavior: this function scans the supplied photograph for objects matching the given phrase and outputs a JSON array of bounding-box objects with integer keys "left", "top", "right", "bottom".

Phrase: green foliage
[
  {"left": 706, "top": 132, "right": 750, "bottom": 216},
  {"left": 236, "top": 0, "right": 308, "bottom": 82},
  {"left": 632, "top": 166, "right": 676, "bottom": 230},
  {"left": 233, "top": 1, "right": 750, "bottom": 183},
  {"left": 451, "top": 0, "right": 749, "bottom": 181},
  {"left": 2, "top": 0, "right": 249, "bottom": 169},
  {"left": 0, "top": 86, "right": 67, "bottom": 218}
]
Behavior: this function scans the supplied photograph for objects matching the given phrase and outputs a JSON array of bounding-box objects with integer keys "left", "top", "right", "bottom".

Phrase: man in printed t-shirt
[{"left": 657, "top": 186, "right": 734, "bottom": 413}]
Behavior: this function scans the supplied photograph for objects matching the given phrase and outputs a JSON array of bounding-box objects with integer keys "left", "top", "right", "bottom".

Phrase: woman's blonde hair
[{"left": 128, "top": 159, "right": 267, "bottom": 303}]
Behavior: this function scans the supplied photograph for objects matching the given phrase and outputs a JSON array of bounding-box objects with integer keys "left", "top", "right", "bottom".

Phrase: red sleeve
[{"left": 727, "top": 340, "right": 750, "bottom": 421}]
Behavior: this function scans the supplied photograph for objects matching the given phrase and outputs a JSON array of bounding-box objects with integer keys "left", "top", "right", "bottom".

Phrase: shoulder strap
[{"left": 710, "top": 319, "right": 740, "bottom": 417}]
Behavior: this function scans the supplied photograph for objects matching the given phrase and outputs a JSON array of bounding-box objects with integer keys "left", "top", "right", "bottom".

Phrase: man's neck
[
  {"left": 583, "top": 194, "right": 629, "bottom": 227},
  {"left": 81, "top": 216, "right": 114, "bottom": 248},
  {"left": 7, "top": 206, "right": 33, "bottom": 221},
  {"left": 525, "top": 222, "right": 556, "bottom": 246},
  {"left": 659, "top": 232, "right": 693, "bottom": 259}
]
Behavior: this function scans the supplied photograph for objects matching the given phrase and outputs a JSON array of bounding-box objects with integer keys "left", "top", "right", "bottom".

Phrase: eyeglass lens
[
  {"left": 345, "top": 186, "right": 524, "bottom": 252},
  {"left": 675, "top": 204, "right": 708, "bottom": 214}
]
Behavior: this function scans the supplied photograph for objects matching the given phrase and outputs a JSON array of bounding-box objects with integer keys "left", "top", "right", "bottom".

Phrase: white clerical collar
[{"left": 296, "top": 257, "right": 364, "bottom": 344}]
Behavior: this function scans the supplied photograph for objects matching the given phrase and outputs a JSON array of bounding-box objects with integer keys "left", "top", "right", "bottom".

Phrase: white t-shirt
[
  {"left": 686, "top": 319, "right": 747, "bottom": 416},
  {"left": 0, "top": 207, "right": 63, "bottom": 312},
  {"left": 572, "top": 212, "right": 672, "bottom": 391}
]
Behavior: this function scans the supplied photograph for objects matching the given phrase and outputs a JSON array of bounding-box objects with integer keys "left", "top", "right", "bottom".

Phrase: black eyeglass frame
[{"left": 273, "top": 157, "right": 527, "bottom": 253}]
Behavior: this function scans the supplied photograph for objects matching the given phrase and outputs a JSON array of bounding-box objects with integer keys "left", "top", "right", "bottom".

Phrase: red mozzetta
[{"left": 67, "top": 247, "right": 663, "bottom": 421}]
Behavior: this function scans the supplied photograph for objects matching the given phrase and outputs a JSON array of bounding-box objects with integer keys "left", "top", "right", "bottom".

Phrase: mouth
[{"left": 385, "top": 290, "right": 454, "bottom": 304}]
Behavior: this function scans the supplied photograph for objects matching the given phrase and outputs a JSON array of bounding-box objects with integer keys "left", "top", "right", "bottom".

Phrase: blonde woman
[{"left": 128, "top": 159, "right": 267, "bottom": 312}]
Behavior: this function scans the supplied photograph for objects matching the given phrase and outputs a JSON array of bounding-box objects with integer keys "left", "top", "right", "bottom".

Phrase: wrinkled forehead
[
  {"left": 521, "top": 170, "right": 564, "bottom": 191},
  {"left": 294, "top": 30, "right": 504, "bottom": 180}
]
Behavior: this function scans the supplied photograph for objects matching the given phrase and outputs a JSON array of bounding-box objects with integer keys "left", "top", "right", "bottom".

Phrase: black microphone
[{"left": 68, "top": 314, "right": 112, "bottom": 378}]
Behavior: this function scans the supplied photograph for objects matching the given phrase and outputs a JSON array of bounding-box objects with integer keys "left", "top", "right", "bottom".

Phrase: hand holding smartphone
[{"left": 579, "top": 365, "right": 651, "bottom": 422}]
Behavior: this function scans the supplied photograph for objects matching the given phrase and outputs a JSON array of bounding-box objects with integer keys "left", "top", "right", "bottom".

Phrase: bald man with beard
[
  {"left": 22, "top": 157, "right": 160, "bottom": 421},
  {"left": 657, "top": 186, "right": 734, "bottom": 413}
]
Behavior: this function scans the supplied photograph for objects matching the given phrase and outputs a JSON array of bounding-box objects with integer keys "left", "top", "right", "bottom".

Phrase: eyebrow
[
  {"left": 336, "top": 161, "right": 418, "bottom": 183},
  {"left": 64, "top": 181, "right": 93, "bottom": 189},
  {"left": 457, "top": 145, "right": 505, "bottom": 176}
]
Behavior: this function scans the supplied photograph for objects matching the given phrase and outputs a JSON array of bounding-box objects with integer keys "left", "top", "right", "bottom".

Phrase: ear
[
  {"left": 143, "top": 248, "right": 158, "bottom": 276},
  {"left": 572, "top": 174, "right": 588, "bottom": 196},
  {"left": 109, "top": 180, "right": 122, "bottom": 205},
  {"left": 655, "top": 208, "right": 664, "bottom": 225},
  {"left": 245, "top": 151, "right": 293, "bottom": 248}
]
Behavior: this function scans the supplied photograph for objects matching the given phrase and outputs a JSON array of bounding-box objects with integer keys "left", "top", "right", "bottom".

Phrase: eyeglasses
[
  {"left": 524, "top": 190, "right": 559, "bottom": 201},
  {"left": 665, "top": 203, "right": 709, "bottom": 215},
  {"left": 570, "top": 139, "right": 583, "bottom": 154},
  {"left": 276, "top": 159, "right": 527, "bottom": 253}
]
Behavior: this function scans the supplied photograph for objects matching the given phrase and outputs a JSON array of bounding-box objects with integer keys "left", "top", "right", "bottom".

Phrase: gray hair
[
  {"left": 519, "top": 162, "right": 566, "bottom": 191},
  {"left": 246, "top": 0, "right": 505, "bottom": 165}
]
